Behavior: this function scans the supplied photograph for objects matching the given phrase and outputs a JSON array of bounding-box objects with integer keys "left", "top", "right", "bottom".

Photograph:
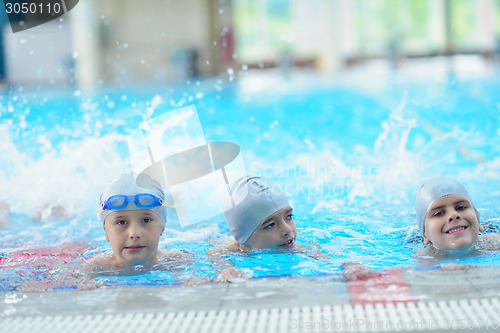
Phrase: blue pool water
[{"left": 1, "top": 69, "right": 500, "bottom": 290}]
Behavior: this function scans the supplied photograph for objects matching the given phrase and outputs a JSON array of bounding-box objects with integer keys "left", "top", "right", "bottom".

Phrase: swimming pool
[{"left": 0, "top": 61, "right": 500, "bottom": 293}]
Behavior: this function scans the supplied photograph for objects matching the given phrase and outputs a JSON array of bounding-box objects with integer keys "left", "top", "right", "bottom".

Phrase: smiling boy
[{"left": 416, "top": 177, "right": 499, "bottom": 256}]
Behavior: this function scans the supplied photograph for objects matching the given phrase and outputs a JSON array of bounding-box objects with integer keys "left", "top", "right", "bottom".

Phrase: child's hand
[
  {"left": 439, "top": 263, "right": 476, "bottom": 270},
  {"left": 181, "top": 276, "right": 211, "bottom": 286},
  {"left": 17, "top": 281, "right": 48, "bottom": 292},
  {"left": 343, "top": 264, "right": 380, "bottom": 281},
  {"left": 77, "top": 280, "right": 104, "bottom": 290},
  {"left": 215, "top": 267, "right": 247, "bottom": 283}
]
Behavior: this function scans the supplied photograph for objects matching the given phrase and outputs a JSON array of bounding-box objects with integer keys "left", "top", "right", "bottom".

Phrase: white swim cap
[
  {"left": 415, "top": 177, "right": 474, "bottom": 237},
  {"left": 224, "top": 176, "right": 291, "bottom": 245},
  {"left": 99, "top": 173, "right": 167, "bottom": 230}
]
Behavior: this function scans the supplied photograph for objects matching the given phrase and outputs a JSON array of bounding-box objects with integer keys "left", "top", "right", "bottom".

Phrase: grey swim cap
[
  {"left": 99, "top": 173, "right": 167, "bottom": 229},
  {"left": 415, "top": 177, "right": 474, "bottom": 237},
  {"left": 224, "top": 176, "right": 291, "bottom": 244}
]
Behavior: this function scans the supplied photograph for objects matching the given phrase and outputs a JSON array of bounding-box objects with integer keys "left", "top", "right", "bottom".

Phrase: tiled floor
[
  {"left": 403, "top": 266, "right": 500, "bottom": 301},
  {"left": 2, "top": 266, "right": 500, "bottom": 318}
]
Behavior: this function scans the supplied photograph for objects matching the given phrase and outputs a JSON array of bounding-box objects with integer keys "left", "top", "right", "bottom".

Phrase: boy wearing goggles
[{"left": 88, "top": 173, "right": 172, "bottom": 270}]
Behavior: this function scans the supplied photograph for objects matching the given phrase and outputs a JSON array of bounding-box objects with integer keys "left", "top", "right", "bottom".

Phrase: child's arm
[
  {"left": 215, "top": 267, "right": 248, "bottom": 282},
  {"left": 206, "top": 238, "right": 242, "bottom": 271},
  {"left": 16, "top": 260, "right": 102, "bottom": 292},
  {"left": 415, "top": 246, "right": 476, "bottom": 270},
  {"left": 82, "top": 252, "right": 119, "bottom": 281},
  {"left": 206, "top": 239, "right": 241, "bottom": 257},
  {"left": 438, "top": 263, "right": 474, "bottom": 270},
  {"left": 294, "top": 241, "right": 331, "bottom": 259},
  {"left": 205, "top": 239, "right": 253, "bottom": 283},
  {"left": 85, "top": 252, "right": 114, "bottom": 270},
  {"left": 158, "top": 249, "right": 199, "bottom": 275},
  {"left": 341, "top": 262, "right": 380, "bottom": 281}
]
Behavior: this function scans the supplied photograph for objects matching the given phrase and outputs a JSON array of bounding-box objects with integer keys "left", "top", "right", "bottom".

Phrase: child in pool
[
  {"left": 207, "top": 176, "right": 299, "bottom": 257},
  {"left": 10, "top": 174, "right": 192, "bottom": 292},
  {"left": 207, "top": 176, "right": 299, "bottom": 281},
  {"left": 208, "top": 176, "right": 374, "bottom": 282},
  {"left": 415, "top": 177, "right": 500, "bottom": 260},
  {"left": 87, "top": 173, "right": 188, "bottom": 273},
  {"left": 213, "top": 176, "right": 297, "bottom": 253}
]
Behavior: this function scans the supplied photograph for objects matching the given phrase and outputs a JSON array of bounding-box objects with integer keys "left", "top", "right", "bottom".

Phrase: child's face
[
  {"left": 242, "top": 207, "right": 296, "bottom": 250},
  {"left": 423, "top": 194, "right": 483, "bottom": 250},
  {"left": 104, "top": 209, "right": 164, "bottom": 267}
]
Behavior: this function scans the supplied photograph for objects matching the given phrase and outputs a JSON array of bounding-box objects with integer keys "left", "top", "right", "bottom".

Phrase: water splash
[{"left": 0, "top": 76, "right": 499, "bottom": 291}]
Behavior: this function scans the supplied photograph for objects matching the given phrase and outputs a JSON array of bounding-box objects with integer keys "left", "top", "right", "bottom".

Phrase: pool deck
[{"left": 2, "top": 266, "right": 500, "bottom": 332}]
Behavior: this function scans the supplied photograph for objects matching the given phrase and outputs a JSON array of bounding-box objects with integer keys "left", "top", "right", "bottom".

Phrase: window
[{"left": 234, "top": 0, "right": 291, "bottom": 62}]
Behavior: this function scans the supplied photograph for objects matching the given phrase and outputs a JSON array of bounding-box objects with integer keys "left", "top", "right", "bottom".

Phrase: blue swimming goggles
[{"left": 99, "top": 193, "right": 170, "bottom": 210}]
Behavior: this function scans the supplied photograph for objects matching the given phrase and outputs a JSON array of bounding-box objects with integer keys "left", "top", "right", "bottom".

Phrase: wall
[
  {"left": 64, "top": 0, "right": 217, "bottom": 88},
  {"left": 3, "top": 20, "right": 74, "bottom": 86}
]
